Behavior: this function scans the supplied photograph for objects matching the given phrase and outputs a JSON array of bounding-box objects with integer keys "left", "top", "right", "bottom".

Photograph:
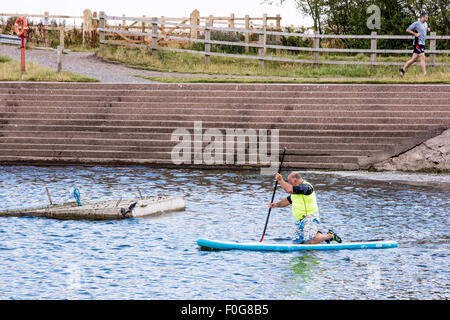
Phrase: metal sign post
[
  {"left": 20, "top": 35, "right": 27, "bottom": 73},
  {"left": 14, "top": 16, "right": 28, "bottom": 74}
]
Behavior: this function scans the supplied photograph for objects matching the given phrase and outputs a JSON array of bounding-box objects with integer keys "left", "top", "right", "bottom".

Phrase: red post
[{"left": 20, "top": 36, "right": 26, "bottom": 73}]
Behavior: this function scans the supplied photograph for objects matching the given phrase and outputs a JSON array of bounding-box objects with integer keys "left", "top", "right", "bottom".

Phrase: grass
[
  {"left": 0, "top": 55, "right": 98, "bottom": 82},
  {"left": 136, "top": 74, "right": 450, "bottom": 84},
  {"left": 97, "top": 45, "right": 450, "bottom": 83}
]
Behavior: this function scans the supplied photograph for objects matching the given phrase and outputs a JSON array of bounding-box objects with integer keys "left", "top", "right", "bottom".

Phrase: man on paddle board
[{"left": 268, "top": 172, "right": 342, "bottom": 244}]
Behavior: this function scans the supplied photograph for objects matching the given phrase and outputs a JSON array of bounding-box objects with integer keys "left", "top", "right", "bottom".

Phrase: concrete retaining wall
[{"left": 373, "top": 129, "right": 450, "bottom": 172}]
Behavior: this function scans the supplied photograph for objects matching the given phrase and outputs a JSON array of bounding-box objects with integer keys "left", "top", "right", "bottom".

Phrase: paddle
[{"left": 259, "top": 146, "right": 287, "bottom": 242}]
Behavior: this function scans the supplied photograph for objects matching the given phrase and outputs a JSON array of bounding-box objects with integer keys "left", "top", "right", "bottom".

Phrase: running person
[
  {"left": 399, "top": 12, "right": 431, "bottom": 77},
  {"left": 268, "top": 172, "right": 342, "bottom": 244}
]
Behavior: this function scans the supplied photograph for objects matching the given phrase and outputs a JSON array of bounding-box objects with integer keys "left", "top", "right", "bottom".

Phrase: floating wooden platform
[{"left": 0, "top": 196, "right": 186, "bottom": 220}]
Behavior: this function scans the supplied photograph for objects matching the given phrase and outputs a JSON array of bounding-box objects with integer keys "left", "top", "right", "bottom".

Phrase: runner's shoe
[
  {"left": 327, "top": 229, "right": 342, "bottom": 243},
  {"left": 399, "top": 68, "right": 405, "bottom": 77}
]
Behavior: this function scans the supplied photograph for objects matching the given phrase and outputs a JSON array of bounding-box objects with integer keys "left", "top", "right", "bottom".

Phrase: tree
[
  {"left": 264, "top": 0, "right": 328, "bottom": 33},
  {"left": 266, "top": 0, "right": 448, "bottom": 49}
]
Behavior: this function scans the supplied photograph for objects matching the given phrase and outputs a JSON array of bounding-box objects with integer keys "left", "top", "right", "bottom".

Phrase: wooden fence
[
  {"left": 97, "top": 13, "right": 450, "bottom": 67},
  {"left": 83, "top": 9, "right": 282, "bottom": 50},
  {"left": 1, "top": 9, "right": 281, "bottom": 49},
  {"left": 2, "top": 10, "right": 450, "bottom": 67}
]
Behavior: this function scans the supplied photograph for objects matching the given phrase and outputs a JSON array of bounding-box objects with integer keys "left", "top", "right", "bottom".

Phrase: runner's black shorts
[{"left": 413, "top": 44, "right": 425, "bottom": 54}]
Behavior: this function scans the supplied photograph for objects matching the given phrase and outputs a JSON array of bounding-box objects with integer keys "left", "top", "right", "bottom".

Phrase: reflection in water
[
  {"left": 0, "top": 165, "right": 449, "bottom": 299},
  {"left": 287, "top": 254, "right": 320, "bottom": 297},
  {"left": 289, "top": 254, "right": 319, "bottom": 282}
]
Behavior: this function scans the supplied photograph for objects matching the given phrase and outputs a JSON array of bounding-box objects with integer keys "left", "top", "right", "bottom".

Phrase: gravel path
[
  {"left": 1, "top": 43, "right": 369, "bottom": 83},
  {"left": 2, "top": 44, "right": 273, "bottom": 83},
  {"left": 0, "top": 44, "right": 164, "bottom": 82}
]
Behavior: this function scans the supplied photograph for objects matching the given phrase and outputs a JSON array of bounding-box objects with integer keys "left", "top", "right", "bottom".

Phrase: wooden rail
[
  {"left": 0, "top": 12, "right": 83, "bottom": 19},
  {"left": 98, "top": 13, "right": 450, "bottom": 67},
  {"left": 0, "top": 34, "right": 21, "bottom": 45}
]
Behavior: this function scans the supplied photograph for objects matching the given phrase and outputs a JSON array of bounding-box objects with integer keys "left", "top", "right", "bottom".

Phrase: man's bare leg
[
  {"left": 304, "top": 233, "right": 333, "bottom": 244},
  {"left": 420, "top": 53, "right": 427, "bottom": 76},
  {"left": 403, "top": 53, "right": 419, "bottom": 71}
]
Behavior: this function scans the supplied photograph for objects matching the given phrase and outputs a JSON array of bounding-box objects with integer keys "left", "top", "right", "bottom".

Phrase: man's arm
[
  {"left": 274, "top": 173, "right": 313, "bottom": 195},
  {"left": 268, "top": 197, "right": 290, "bottom": 208},
  {"left": 406, "top": 29, "right": 420, "bottom": 37},
  {"left": 275, "top": 173, "right": 293, "bottom": 193},
  {"left": 406, "top": 21, "right": 420, "bottom": 37}
]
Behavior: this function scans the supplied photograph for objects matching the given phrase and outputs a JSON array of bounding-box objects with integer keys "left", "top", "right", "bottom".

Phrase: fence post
[
  {"left": 56, "top": 45, "right": 62, "bottom": 72},
  {"left": 141, "top": 15, "right": 146, "bottom": 44},
  {"left": 313, "top": 31, "right": 320, "bottom": 66},
  {"left": 370, "top": 31, "right": 377, "bottom": 66},
  {"left": 229, "top": 13, "right": 235, "bottom": 29},
  {"left": 244, "top": 14, "right": 250, "bottom": 53},
  {"left": 82, "top": 9, "right": 92, "bottom": 48},
  {"left": 430, "top": 32, "right": 436, "bottom": 66},
  {"left": 262, "top": 14, "right": 267, "bottom": 55},
  {"left": 161, "top": 16, "right": 165, "bottom": 36},
  {"left": 92, "top": 11, "right": 98, "bottom": 47},
  {"left": 59, "top": 27, "right": 65, "bottom": 52},
  {"left": 44, "top": 11, "right": 49, "bottom": 47},
  {"left": 258, "top": 29, "right": 265, "bottom": 68},
  {"left": 99, "top": 11, "right": 105, "bottom": 51},
  {"left": 275, "top": 14, "right": 281, "bottom": 55},
  {"left": 151, "top": 17, "right": 158, "bottom": 56},
  {"left": 205, "top": 22, "right": 211, "bottom": 65},
  {"left": 190, "top": 9, "right": 200, "bottom": 39}
]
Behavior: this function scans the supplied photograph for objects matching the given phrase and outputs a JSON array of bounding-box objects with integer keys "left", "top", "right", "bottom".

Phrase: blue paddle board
[{"left": 197, "top": 238, "right": 398, "bottom": 251}]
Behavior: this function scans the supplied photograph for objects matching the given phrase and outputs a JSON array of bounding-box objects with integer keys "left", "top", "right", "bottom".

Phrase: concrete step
[
  {"left": 2, "top": 106, "right": 450, "bottom": 119},
  {"left": 0, "top": 82, "right": 448, "bottom": 93},
  {"left": 3, "top": 100, "right": 449, "bottom": 111},
  {"left": 0, "top": 123, "right": 434, "bottom": 135},
  {"left": 283, "top": 162, "right": 360, "bottom": 170},
  {"left": 3, "top": 100, "right": 450, "bottom": 112},
  {"left": 0, "top": 128, "right": 428, "bottom": 140},
  {"left": 1, "top": 112, "right": 449, "bottom": 125},
  {"left": 0, "top": 143, "right": 378, "bottom": 157},
  {"left": 0, "top": 148, "right": 363, "bottom": 163},
  {"left": 3, "top": 88, "right": 448, "bottom": 99},
  {"left": 0, "top": 115, "right": 440, "bottom": 129},
  {"left": 0, "top": 137, "right": 392, "bottom": 151},
  {"left": 0, "top": 155, "right": 360, "bottom": 170},
  {"left": 3, "top": 94, "right": 448, "bottom": 105}
]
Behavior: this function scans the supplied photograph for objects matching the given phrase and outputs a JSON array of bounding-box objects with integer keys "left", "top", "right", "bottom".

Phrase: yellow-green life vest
[{"left": 291, "top": 180, "right": 319, "bottom": 220}]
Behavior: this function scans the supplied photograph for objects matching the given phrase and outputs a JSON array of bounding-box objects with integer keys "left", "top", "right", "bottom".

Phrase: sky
[{"left": 0, "top": 0, "right": 313, "bottom": 27}]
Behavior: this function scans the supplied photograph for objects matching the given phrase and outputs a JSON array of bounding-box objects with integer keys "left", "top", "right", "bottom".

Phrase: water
[{"left": 0, "top": 165, "right": 449, "bottom": 299}]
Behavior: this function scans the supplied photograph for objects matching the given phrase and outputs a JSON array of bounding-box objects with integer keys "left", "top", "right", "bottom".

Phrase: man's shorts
[
  {"left": 292, "top": 215, "right": 320, "bottom": 244},
  {"left": 413, "top": 44, "right": 425, "bottom": 55}
]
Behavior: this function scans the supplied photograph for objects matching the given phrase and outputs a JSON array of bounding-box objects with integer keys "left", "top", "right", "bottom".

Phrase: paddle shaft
[{"left": 259, "top": 147, "right": 287, "bottom": 242}]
